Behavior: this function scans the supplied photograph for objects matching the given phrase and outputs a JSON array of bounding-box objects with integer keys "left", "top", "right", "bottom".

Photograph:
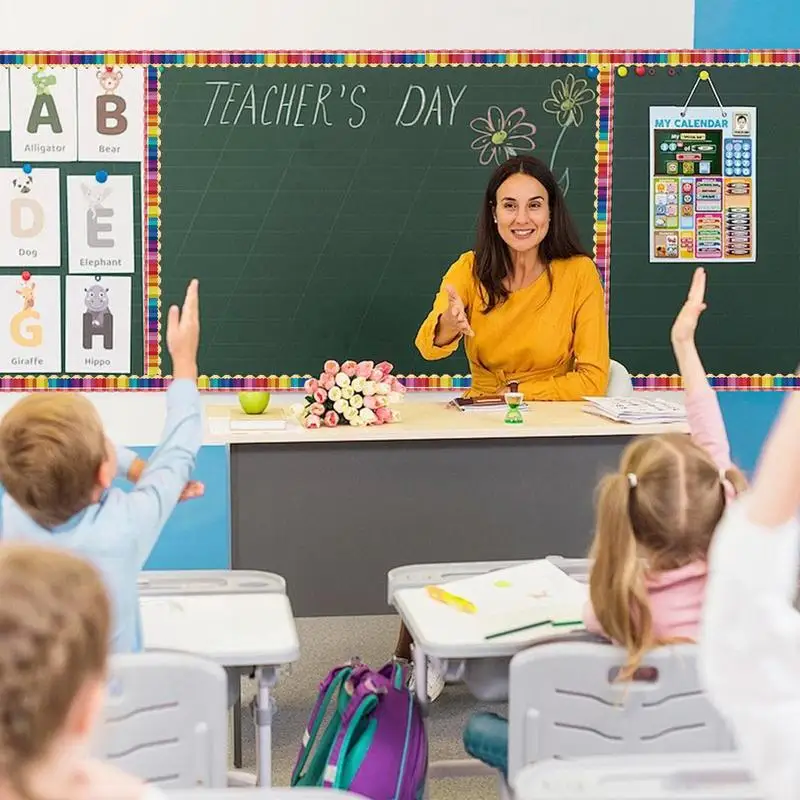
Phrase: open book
[
  {"left": 582, "top": 396, "right": 687, "bottom": 425},
  {"left": 426, "top": 560, "right": 588, "bottom": 639}
]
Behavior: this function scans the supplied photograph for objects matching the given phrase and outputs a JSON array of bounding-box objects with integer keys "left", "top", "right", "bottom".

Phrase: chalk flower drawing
[
  {"left": 469, "top": 107, "right": 536, "bottom": 166},
  {"left": 542, "top": 74, "right": 596, "bottom": 196}
]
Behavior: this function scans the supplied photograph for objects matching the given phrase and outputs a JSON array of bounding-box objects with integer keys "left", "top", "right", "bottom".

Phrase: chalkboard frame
[{"left": 0, "top": 51, "right": 798, "bottom": 391}]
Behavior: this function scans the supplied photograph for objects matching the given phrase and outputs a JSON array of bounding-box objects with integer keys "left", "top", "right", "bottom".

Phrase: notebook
[
  {"left": 426, "top": 560, "right": 588, "bottom": 639},
  {"left": 582, "top": 396, "right": 687, "bottom": 425},
  {"left": 450, "top": 396, "right": 529, "bottom": 413},
  {"left": 228, "top": 409, "right": 288, "bottom": 431}
]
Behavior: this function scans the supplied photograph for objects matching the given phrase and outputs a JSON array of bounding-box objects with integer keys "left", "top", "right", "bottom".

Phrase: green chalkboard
[
  {"left": 158, "top": 65, "right": 598, "bottom": 376},
  {"left": 0, "top": 132, "right": 144, "bottom": 375},
  {"left": 610, "top": 66, "right": 800, "bottom": 376}
]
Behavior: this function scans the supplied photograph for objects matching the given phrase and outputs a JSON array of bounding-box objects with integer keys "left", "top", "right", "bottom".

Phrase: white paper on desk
[{"left": 429, "top": 560, "right": 588, "bottom": 639}]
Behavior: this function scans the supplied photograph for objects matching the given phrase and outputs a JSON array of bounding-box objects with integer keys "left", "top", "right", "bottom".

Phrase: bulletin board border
[{"left": 0, "top": 50, "right": 798, "bottom": 391}]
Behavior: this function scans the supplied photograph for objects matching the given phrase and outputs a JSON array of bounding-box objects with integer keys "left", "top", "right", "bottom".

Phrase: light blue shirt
[{"left": 1, "top": 379, "right": 202, "bottom": 653}]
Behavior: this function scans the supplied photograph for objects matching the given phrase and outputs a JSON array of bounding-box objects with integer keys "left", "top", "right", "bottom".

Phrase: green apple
[{"left": 238, "top": 391, "right": 270, "bottom": 415}]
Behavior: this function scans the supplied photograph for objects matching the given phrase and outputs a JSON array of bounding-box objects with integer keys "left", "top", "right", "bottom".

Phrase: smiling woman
[{"left": 414, "top": 155, "right": 610, "bottom": 402}]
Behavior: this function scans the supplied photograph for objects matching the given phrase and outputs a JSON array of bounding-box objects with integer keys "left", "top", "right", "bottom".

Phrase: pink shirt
[{"left": 583, "top": 383, "right": 733, "bottom": 641}]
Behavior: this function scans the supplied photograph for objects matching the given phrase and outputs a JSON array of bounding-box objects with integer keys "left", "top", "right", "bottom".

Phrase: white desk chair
[
  {"left": 504, "top": 640, "right": 735, "bottom": 798},
  {"left": 606, "top": 360, "right": 634, "bottom": 397},
  {"left": 167, "top": 791, "right": 367, "bottom": 798},
  {"left": 97, "top": 651, "right": 228, "bottom": 788},
  {"left": 515, "top": 752, "right": 760, "bottom": 799}
]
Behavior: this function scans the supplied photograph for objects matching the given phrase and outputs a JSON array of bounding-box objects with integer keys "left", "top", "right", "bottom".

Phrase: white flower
[
  {"left": 289, "top": 402, "right": 308, "bottom": 418},
  {"left": 388, "top": 391, "right": 404, "bottom": 405},
  {"left": 363, "top": 380, "right": 376, "bottom": 396},
  {"left": 341, "top": 386, "right": 354, "bottom": 400},
  {"left": 335, "top": 372, "right": 351, "bottom": 388},
  {"left": 333, "top": 399, "right": 348, "bottom": 414},
  {"left": 343, "top": 405, "right": 358, "bottom": 421},
  {"left": 350, "top": 394, "right": 364, "bottom": 409},
  {"left": 359, "top": 407, "right": 377, "bottom": 424},
  {"left": 375, "top": 382, "right": 391, "bottom": 395},
  {"left": 469, "top": 106, "right": 536, "bottom": 166},
  {"left": 351, "top": 377, "right": 366, "bottom": 393},
  {"left": 328, "top": 386, "right": 342, "bottom": 402},
  {"left": 350, "top": 416, "right": 366, "bottom": 427},
  {"left": 391, "top": 410, "right": 402, "bottom": 423}
]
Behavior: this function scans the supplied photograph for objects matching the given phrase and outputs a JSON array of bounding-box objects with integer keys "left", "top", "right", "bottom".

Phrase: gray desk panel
[{"left": 231, "top": 436, "right": 633, "bottom": 616}]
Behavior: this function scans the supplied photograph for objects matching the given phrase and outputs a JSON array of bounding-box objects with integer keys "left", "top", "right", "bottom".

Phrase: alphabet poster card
[
  {"left": 9, "top": 67, "right": 78, "bottom": 162},
  {"left": 0, "top": 275, "right": 62, "bottom": 374},
  {"left": 66, "top": 175, "right": 135, "bottom": 273},
  {"left": 77, "top": 67, "right": 145, "bottom": 162},
  {"left": 65, "top": 275, "right": 131, "bottom": 374},
  {"left": 0, "top": 68, "right": 9, "bottom": 132},
  {"left": 0, "top": 167, "right": 61, "bottom": 267},
  {"left": 649, "top": 106, "right": 757, "bottom": 262}
]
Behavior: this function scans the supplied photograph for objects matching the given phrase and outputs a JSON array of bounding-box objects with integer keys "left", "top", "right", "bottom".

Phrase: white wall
[{"left": 0, "top": 0, "right": 693, "bottom": 51}]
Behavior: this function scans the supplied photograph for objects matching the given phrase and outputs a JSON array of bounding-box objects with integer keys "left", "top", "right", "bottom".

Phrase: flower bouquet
[{"left": 291, "top": 360, "right": 405, "bottom": 429}]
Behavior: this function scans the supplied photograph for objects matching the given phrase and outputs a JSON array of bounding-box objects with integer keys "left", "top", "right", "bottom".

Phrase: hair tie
[{"left": 626, "top": 472, "right": 638, "bottom": 488}]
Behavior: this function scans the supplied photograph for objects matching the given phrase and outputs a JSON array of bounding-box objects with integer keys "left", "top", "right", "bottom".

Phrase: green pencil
[{"left": 484, "top": 618, "right": 584, "bottom": 640}]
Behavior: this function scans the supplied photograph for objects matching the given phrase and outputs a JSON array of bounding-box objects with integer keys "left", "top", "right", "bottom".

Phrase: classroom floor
[{"left": 237, "top": 614, "right": 505, "bottom": 799}]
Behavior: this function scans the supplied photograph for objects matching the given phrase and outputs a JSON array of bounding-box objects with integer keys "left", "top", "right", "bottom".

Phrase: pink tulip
[
  {"left": 363, "top": 395, "right": 379, "bottom": 410},
  {"left": 355, "top": 360, "right": 374, "bottom": 378},
  {"left": 308, "top": 402, "right": 325, "bottom": 417},
  {"left": 304, "top": 377, "right": 319, "bottom": 394},
  {"left": 313, "top": 388, "right": 328, "bottom": 404},
  {"left": 375, "top": 406, "right": 393, "bottom": 424},
  {"left": 319, "top": 373, "right": 335, "bottom": 391},
  {"left": 375, "top": 361, "right": 394, "bottom": 376},
  {"left": 323, "top": 410, "right": 340, "bottom": 428},
  {"left": 324, "top": 360, "right": 340, "bottom": 375},
  {"left": 369, "top": 368, "right": 384, "bottom": 382},
  {"left": 391, "top": 377, "right": 406, "bottom": 394},
  {"left": 341, "top": 360, "right": 358, "bottom": 377},
  {"left": 304, "top": 414, "right": 322, "bottom": 429}
]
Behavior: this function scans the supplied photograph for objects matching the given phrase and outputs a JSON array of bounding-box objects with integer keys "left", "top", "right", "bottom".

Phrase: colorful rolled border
[{"left": 0, "top": 51, "right": 797, "bottom": 390}]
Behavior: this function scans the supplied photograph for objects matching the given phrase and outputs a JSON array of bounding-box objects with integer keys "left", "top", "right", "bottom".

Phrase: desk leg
[
  {"left": 412, "top": 643, "right": 429, "bottom": 716},
  {"left": 233, "top": 693, "right": 243, "bottom": 769},
  {"left": 255, "top": 666, "right": 277, "bottom": 787}
]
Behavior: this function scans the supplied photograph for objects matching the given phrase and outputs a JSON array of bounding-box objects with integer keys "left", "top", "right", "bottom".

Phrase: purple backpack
[{"left": 291, "top": 659, "right": 428, "bottom": 799}]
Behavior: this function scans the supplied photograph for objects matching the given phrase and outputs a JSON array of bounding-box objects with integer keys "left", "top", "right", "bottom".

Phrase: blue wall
[{"left": 694, "top": 0, "right": 797, "bottom": 48}]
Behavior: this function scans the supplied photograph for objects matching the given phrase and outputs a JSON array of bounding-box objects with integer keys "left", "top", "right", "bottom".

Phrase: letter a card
[
  {"left": 65, "top": 275, "right": 131, "bottom": 374},
  {"left": 66, "top": 175, "right": 135, "bottom": 274},
  {"left": 0, "top": 274, "right": 62, "bottom": 373},
  {"left": 0, "top": 167, "right": 62, "bottom": 267},
  {"left": 10, "top": 67, "right": 77, "bottom": 162},
  {"left": 0, "top": 68, "right": 10, "bottom": 132},
  {"left": 77, "top": 67, "right": 145, "bottom": 162}
]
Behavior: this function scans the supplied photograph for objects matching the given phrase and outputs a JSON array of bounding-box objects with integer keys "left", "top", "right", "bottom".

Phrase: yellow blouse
[{"left": 415, "top": 251, "right": 610, "bottom": 401}]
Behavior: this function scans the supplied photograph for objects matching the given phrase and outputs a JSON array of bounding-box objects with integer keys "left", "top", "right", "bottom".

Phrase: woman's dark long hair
[{"left": 474, "top": 155, "right": 590, "bottom": 312}]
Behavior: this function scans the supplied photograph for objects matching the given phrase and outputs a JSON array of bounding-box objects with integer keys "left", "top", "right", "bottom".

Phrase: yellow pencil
[{"left": 426, "top": 585, "right": 477, "bottom": 614}]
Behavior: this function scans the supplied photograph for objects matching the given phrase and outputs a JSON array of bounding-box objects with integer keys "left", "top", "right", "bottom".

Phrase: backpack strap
[
  {"left": 322, "top": 670, "right": 392, "bottom": 789},
  {"left": 291, "top": 664, "right": 353, "bottom": 785}
]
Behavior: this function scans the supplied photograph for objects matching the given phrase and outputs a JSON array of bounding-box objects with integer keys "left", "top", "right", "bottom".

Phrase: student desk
[
  {"left": 207, "top": 396, "right": 687, "bottom": 617},
  {"left": 140, "top": 588, "right": 300, "bottom": 787}
]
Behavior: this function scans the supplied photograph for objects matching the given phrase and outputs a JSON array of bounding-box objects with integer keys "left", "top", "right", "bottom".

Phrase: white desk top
[
  {"left": 0, "top": 390, "right": 688, "bottom": 447},
  {"left": 394, "top": 585, "right": 586, "bottom": 660},
  {"left": 140, "top": 593, "right": 300, "bottom": 668}
]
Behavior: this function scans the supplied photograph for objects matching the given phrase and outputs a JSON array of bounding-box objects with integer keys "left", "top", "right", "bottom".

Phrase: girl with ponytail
[
  {"left": 585, "top": 267, "right": 746, "bottom": 677},
  {"left": 464, "top": 268, "right": 746, "bottom": 776}
]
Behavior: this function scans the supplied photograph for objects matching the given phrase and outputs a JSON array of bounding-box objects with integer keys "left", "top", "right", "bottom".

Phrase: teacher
[{"left": 415, "top": 155, "right": 610, "bottom": 400}]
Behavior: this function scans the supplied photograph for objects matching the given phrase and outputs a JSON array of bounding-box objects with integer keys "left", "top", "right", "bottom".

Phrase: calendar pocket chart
[
  {"left": 0, "top": 167, "right": 62, "bottom": 267},
  {"left": 0, "top": 274, "right": 62, "bottom": 374}
]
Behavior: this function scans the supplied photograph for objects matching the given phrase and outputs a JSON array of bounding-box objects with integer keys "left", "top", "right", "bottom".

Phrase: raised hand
[
  {"left": 167, "top": 278, "right": 200, "bottom": 380},
  {"left": 671, "top": 267, "right": 707, "bottom": 346}
]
